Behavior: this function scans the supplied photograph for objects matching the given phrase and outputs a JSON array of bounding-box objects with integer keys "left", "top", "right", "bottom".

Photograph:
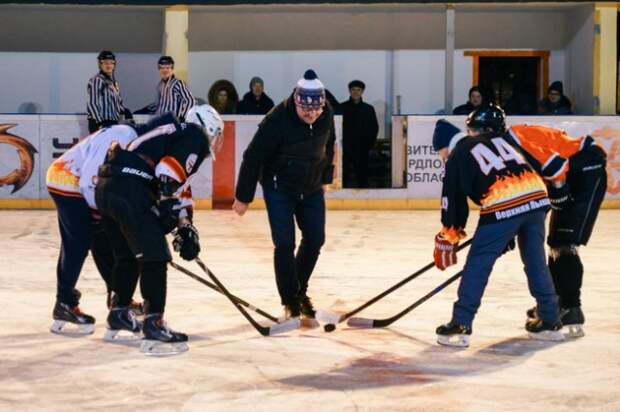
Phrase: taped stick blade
[
  {"left": 269, "top": 318, "right": 301, "bottom": 336},
  {"left": 346, "top": 317, "right": 375, "bottom": 328},
  {"left": 315, "top": 309, "right": 342, "bottom": 325}
]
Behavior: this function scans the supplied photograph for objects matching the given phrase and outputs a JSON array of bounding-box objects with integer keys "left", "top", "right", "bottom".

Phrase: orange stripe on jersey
[
  {"left": 481, "top": 170, "right": 547, "bottom": 209},
  {"left": 47, "top": 187, "right": 83, "bottom": 198},
  {"left": 159, "top": 156, "right": 187, "bottom": 182}
]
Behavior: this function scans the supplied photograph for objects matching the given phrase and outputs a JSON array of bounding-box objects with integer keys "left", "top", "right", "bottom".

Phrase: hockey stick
[
  {"left": 193, "top": 257, "right": 300, "bottom": 336},
  {"left": 347, "top": 269, "right": 463, "bottom": 328},
  {"left": 320, "top": 239, "right": 472, "bottom": 325},
  {"left": 169, "top": 260, "right": 279, "bottom": 323}
]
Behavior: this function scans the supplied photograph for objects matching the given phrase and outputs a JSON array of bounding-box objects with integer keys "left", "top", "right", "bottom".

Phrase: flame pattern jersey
[
  {"left": 440, "top": 133, "right": 549, "bottom": 244},
  {"left": 507, "top": 125, "right": 594, "bottom": 184},
  {"left": 46, "top": 125, "right": 137, "bottom": 208}
]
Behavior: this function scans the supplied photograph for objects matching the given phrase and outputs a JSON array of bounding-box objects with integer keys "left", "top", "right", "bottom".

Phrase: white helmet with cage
[{"left": 186, "top": 104, "right": 224, "bottom": 156}]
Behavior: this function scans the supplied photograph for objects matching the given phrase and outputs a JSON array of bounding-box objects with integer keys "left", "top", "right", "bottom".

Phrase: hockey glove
[
  {"left": 434, "top": 233, "right": 457, "bottom": 271},
  {"left": 548, "top": 182, "right": 572, "bottom": 211},
  {"left": 173, "top": 223, "right": 200, "bottom": 261}
]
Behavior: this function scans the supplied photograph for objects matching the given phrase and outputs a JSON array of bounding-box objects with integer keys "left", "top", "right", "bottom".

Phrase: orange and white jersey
[
  {"left": 46, "top": 125, "right": 137, "bottom": 208},
  {"left": 508, "top": 125, "right": 594, "bottom": 183}
]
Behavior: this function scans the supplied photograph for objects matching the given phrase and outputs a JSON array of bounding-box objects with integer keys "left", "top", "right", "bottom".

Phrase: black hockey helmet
[
  {"left": 97, "top": 50, "right": 116, "bottom": 62},
  {"left": 466, "top": 103, "right": 506, "bottom": 134}
]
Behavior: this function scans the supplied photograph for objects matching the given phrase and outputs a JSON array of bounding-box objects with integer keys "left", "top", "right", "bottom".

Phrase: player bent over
[
  {"left": 95, "top": 105, "right": 223, "bottom": 354},
  {"left": 431, "top": 106, "right": 562, "bottom": 347},
  {"left": 505, "top": 123, "right": 607, "bottom": 337},
  {"left": 47, "top": 125, "right": 140, "bottom": 335}
]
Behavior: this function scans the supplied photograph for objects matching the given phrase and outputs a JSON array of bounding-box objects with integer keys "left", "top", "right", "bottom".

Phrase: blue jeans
[
  {"left": 452, "top": 210, "right": 560, "bottom": 328},
  {"left": 263, "top": 186, "right": 326, "bottom": 305}
]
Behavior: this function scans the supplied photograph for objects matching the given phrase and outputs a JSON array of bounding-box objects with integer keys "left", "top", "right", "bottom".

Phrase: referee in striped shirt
[
  {"left": 155, "top": 56, "right": 195, "bottom": 121},
  {"left": 86, "top": 51, "right": 132, "bottom": 133}
]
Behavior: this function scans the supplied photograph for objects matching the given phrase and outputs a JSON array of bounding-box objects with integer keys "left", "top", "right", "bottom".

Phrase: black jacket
[
  {"left": 235, "top": 95, "right": 335, "bottom": 203},
  {"left": 340, "top": 98, "right": 379, "bottom": 156},
  {"left": 237, "top": 91, "right": 275, "bottom": 115},
  {"left": 452, "top": 101, "right": 482, "bottom": 115}
]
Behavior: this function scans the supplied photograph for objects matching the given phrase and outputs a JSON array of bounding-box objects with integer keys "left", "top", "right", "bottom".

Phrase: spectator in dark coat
[
  {"left": 538, "top": 81, "right": 573, "bottom": 115},
  {"left": 237, "top": 76, "right": 275, "bottom": 115},
  {"left": 208, "top": 79, "right": 238, "bottom": 114},
  {"left": 453, "top": 86, "right": 484, "bottom": 115},
  {"left": 341, "top": 80, "right": 379, "bottom": 188}
]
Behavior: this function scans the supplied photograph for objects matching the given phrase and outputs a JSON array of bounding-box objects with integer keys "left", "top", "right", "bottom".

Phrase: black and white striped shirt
[
  {"left": 155, "top": 75, "right": 195, "bottom": 120},
  {"left": 86, "top": 72, "right": 126, "bottom": 123}
]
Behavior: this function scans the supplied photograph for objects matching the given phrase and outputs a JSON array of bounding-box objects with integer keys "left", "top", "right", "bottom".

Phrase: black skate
[
  {"left": 560, "top": 307, "right": 585, "bottom": 338},
  {"left": 50, "top": 302, "right": 96, "bottom": 336},
  {"left": 300, "top": 296, "right": 317, "bottom": 319},
  {"left": 140, "top": 314, "right": 188, "bottom": 356},
  {"left": 107, "top": 292, "right": 145, "bottom": 316},
  {"left": 525, "top": 318, "right": 565, "bottom": 342},
  {"left": 103, "top": 306, "right": 142, "bottom": 342},
  {"left": 280, "top": 300, "right": 301, "bottom": 322},
  {"left": 436, "top": 321, "right": 472, "bottom": 348}
]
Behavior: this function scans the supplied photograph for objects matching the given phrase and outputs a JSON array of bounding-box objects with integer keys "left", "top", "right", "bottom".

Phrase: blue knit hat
[
  {"left": 432, "top": 119, "right": 465, "bottom": 151},
  {"left": 294, "top": 69, "right": 326, "bottom": 109}
]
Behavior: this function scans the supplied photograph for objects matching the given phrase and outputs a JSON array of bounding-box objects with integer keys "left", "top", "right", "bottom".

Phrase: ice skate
[
  {"left": 436, "top": 321, "right": 471, "bottom": 348},
  {"left": 103, "top": 306, "right": 141, "bottom": 342},
  {"left": 560, "top": 306, "right": 585, "bottom": 338},
  {"left": 299, "top": 296, "right": 319, "bottom": 327},
  {"left": 525, "top": 318, "right": 565, "bottom": 342},
  {"left": 50, "top": 301, "right": 96, "bottom": 336},
  {"left": 140, "top": 313, "right": 188, "bottom": 356},
  {"left": 107, "top": 292, "right": 144, "bottom": 316}
]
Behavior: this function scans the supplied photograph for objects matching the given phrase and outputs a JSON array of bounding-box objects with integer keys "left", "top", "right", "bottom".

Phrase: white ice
[{"left": 1, "top": 210, "right": 619, "bottom": 411}]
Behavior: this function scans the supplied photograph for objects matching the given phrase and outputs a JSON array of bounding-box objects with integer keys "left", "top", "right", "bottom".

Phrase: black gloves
[
  {"left": 173, "top": 223, "right": 200, "bottom": 261},
  {"left": 548, "top": 183, "right": 572, "bottom": 211}
]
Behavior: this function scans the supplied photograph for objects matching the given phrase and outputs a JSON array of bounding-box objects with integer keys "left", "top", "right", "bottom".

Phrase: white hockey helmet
[{"left": 186, "top": 104, "right": 224, "bottom": 156}]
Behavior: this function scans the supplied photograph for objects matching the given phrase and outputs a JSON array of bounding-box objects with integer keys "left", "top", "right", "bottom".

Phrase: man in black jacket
[
  {"left": 341, "top": 80, "right": 379, "bottom": 188},
  {"left": 232, "top": 69, "right": 335, "bottom": 320},
  {"left": 237, "top": 76, "right": 275, "bottom": 115}
]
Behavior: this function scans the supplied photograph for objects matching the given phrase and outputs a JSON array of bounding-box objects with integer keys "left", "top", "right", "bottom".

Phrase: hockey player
[
  {"left": 505, "top": 122, "right": 607, "bottom": 337},
  {"left": 431, "top": 105, "right": 562, "bottom": 347},
  {"left": 232, "top": 69, "right": 335, "bottom": 321},
  {"left": 95, "top": 104, "right": 223, "bottom": 354},
  {"left": 47, "top": 124, "right": 139, "bottom": 335}
]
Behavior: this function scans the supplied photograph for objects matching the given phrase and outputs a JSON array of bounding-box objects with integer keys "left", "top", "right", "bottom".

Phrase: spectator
[
  {"left": 452, "top": 86, "right": 484, "bottom": 115},
  {"left": 86, "top": 51, "right": 132, "bottom": 133},
  {"left": 340, "top": 80, "right": 379, "bottom": 188},
  {"left": 538, "top": 81, "right": 573, "bottom": 115},
  {"left": 237, "top": 77, "right": 275, "bottom": 115},
  {"left": 208, "top": 80, "right": 239, "bottom": 114},
  {"left": 155, "top": 55, "right": 195, "bottom": 121}
]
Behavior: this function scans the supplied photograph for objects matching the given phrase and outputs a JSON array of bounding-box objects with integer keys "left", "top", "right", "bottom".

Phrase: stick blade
[
  {"left": 346, "top": 317, "right": 375, "bottom": 328},
  {"left": 315, "top": 309, "right": 342, "bottom": 325},
  {"left": 269, "top": 318, "right": 301, "bottom": 336}
]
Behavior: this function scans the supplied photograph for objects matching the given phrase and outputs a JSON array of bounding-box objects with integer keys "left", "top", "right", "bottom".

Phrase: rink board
[{"left": 1, "top": 114, "right": 619, "bottom": 208}]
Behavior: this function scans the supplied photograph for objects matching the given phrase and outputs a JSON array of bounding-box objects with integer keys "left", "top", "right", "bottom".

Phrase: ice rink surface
[{"left": 1, "top": 209, "right": 619, "bottom": 412}]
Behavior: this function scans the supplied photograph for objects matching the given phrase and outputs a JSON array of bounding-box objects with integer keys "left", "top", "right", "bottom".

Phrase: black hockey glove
[
  {"left": 173, "top": 223, "right": 201, "bottom": 261},
  {"left": 548, "top": 183, "right": 572, "bottom": 211},
  {"left": 153, "top": 198, "right": 181, "bottom": 234}
]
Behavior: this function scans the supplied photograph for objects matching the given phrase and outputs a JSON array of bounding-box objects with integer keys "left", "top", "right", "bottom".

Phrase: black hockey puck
[{"left": 324, "top": 323, "right": 336, "bottom": 333}]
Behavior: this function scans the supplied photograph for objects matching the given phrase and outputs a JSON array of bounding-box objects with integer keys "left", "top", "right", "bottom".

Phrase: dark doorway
[{"left": 478, "top": 57, "right": 539, "bottom": 115}]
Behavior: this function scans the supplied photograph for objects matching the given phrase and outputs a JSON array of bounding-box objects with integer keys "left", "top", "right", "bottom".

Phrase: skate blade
[
  {"left": 315, "top": 309, "right": 341, "bottom": 325},
  {"left": 437, "top": 334, "right": 470, "bottom": 348},
  {"left": 140, "top": 340, "right": 189, "bottom": 356},
  {"left": 563, "top": 324, "right": 585, "bottom": 338},
  {"left": 50, "top": 320, "right": 95, "bottom": 336},
  {"left": 346, "top": 317, "right": 374, "bottom": 328},
  {"left": 528, "top": 330, "right": 565, "bottom": 342},
  {"left": 269, "top": 318, "right": 300, "bottom": 336},
  {"left": 103, "top": 328, "right": 141, "bottom": 343}
]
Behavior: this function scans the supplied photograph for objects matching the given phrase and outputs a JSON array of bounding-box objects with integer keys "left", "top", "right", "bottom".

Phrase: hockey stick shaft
[
  {"left": 169, "top": 260, "right": 279, "bottom": 323},
  {"left": 371, "top": 270, "right": 463, "bottom": 328},
  {"left": 339, "top": 239, "right": 472, "bottom": 322},
  {"left": 194, "top": 258, "right": 299, "bottom": 336}
]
